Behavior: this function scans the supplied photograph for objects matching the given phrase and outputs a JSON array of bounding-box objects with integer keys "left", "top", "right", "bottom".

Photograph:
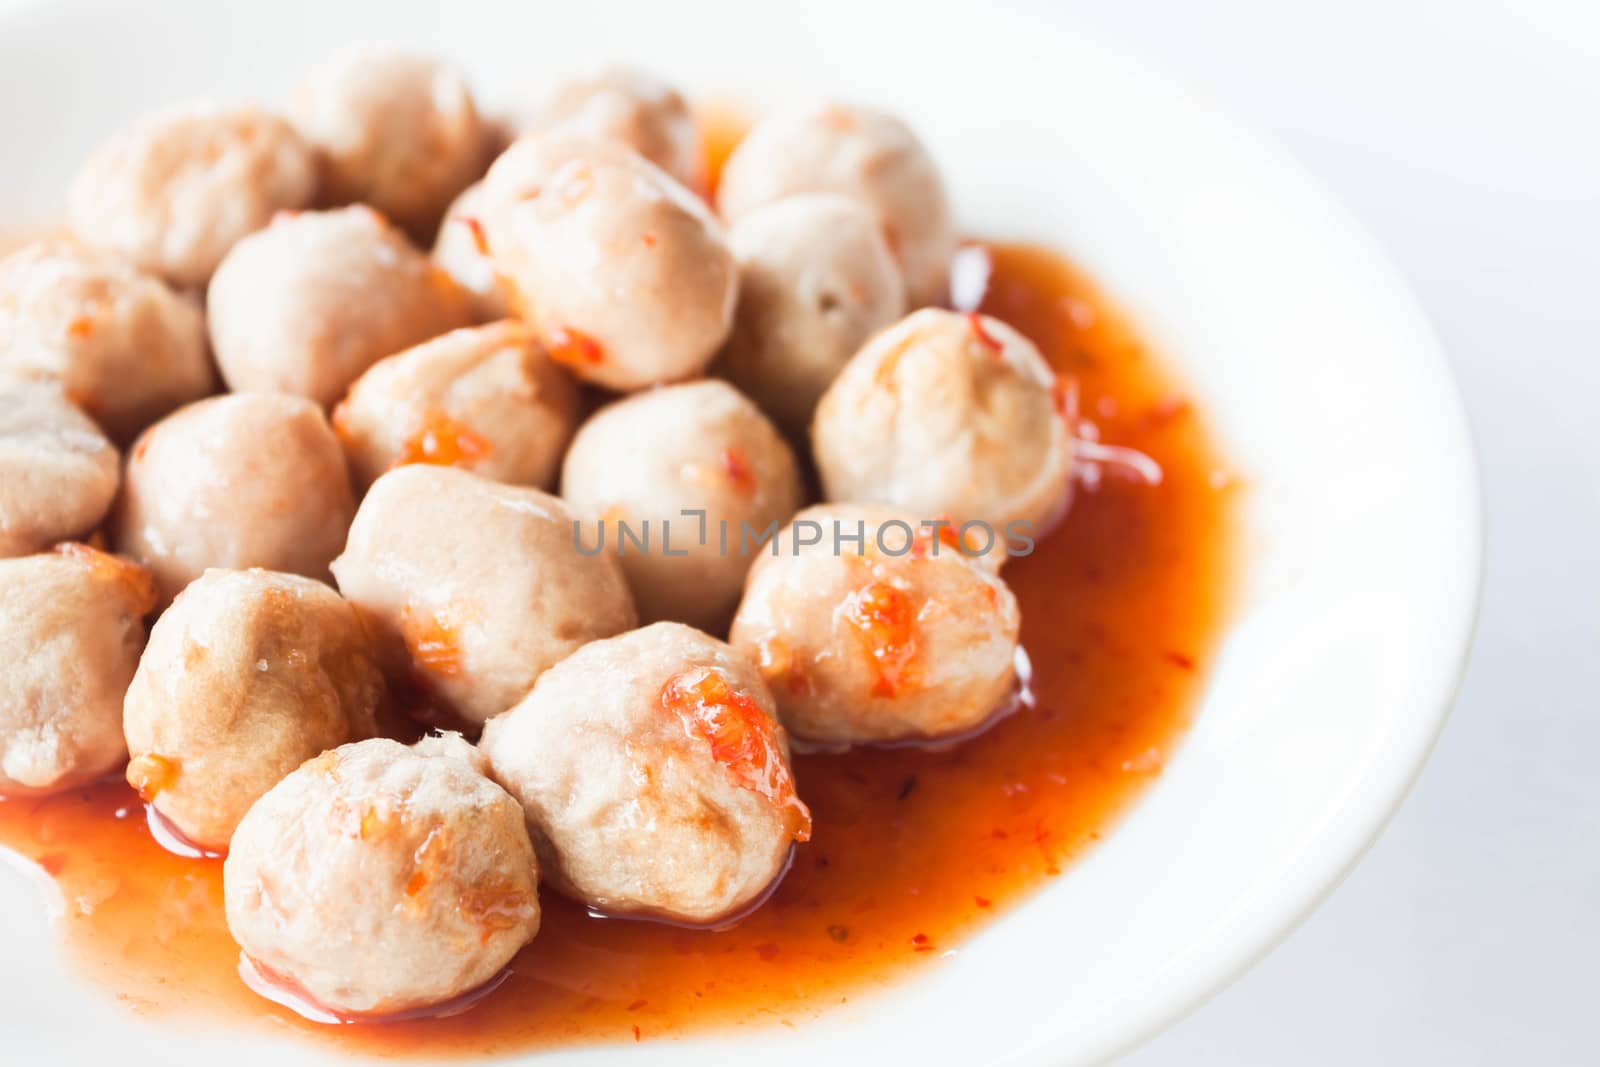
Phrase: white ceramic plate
[{"left": 0, "top": 0, "right": 1482, "bottom": 1063}]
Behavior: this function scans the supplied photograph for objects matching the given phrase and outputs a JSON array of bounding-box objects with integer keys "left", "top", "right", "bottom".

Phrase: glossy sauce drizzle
[{"left": 0, "top": 241, "right": 1235, "bottom": 1057}]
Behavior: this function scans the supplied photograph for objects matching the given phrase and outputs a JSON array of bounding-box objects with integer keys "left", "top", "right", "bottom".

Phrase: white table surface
[
  {"left": 2, "top": 0, "right": 1593, "bottom": 1062},
  {"left": 1048, "top": 1, "right": 1600, "bottom": 1062}
]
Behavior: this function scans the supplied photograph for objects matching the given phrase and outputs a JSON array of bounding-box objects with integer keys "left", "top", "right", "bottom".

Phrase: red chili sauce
[{"left": 0, "top": 115, "right": 1236, "bottom": 1060}]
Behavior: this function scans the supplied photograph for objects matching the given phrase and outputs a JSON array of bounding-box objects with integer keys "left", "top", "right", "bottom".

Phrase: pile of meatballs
[{"left": 0, "top": 51, "right": 1085, "bottom": 1019}]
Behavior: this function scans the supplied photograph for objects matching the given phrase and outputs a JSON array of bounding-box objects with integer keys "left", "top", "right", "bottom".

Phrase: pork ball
[
  {"left": 525, "top": 67, "right": 704, "bottom": 192},
  {"left": 122, "top": 569, "right": 384, "bottom": 851},
  {"left": 561, "top": 380, "right": 802, "bottom": 632},
  {"left": 0, "top": 239, "right": 214, "bottom": 442},
  {"left": 432, "top": 182, "right": 509, "bottom": 319},
  {"left": 0, "top": 379, "right": 119, "bottom": 557},
  {"left": 480, "top": 622, "right": 809, "bottom": 925},
  {"left": 333, "top": 321, "right": 579, "bottom": 492},
  {"left": 729, "top": 503, "right": 1021, "bottom": 746},
  {"left": 289, "top": 49, "right": 489, "bottom": 240},
  {"left": 480, "top": 133, "right": 737, "bottom": 390},
  {"left": 113, "top": 393, "right": 355, "bottom": 605},
  {"left": 0, "top": 545, "right": 155, "bottom": 795},
  {"left": 813, "top": 308, "right": 1075, "bottom": 534},
  {"left": 67, "top": 104, "right": 317, "bottom": 288},
  {"left": 332, "top": 465, "right": 635, "bottom": 726},
  {"left": 713, "top": 194, "right": 906, "bottom": 437},
  {"left": 225, "top": 734, "right": 539, "bottom": 1016},
  {"left": 717, "top": 103, "right": 956, "bottom": 307},
  {"left": 207, "top": 206, "right": 474, "bottom": 406}
]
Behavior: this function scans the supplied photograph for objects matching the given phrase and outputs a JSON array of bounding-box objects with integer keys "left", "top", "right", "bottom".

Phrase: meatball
[
  {"left": 813, "top": 308, "right": 1075, "bottom": 534},
  {"left": 113, "top": 393, "right": 355, "bottom": 605},
  {"left": 0, "top": 239, "right": 214, "bottom": 442},
  {"left": 67, "top": 104, "right": 317, "bottom": 288},
  {"left": 561, "top": 380, "right": 802, "bottom": 631},
  {"left": 432, "top": 182, "right": 509, "bottom": 319},
  {"left": 0, "top": 379, "right": 119, "bottom": 557},
  {"left": 480, "top": 622, "right": 808, "bottom": 925},
  {"left": 207, "top": 206, "right": 474, "bottom": 406},
  {"left": 122, "top": 569, "right": 384, "bottom": 851},
  {"left": 480, "top": 133, "right": 737, "bottom": 391},
  {"left": 0, "top": 545, "right": 155, "bottom": 795},
  {"left": 333, "top": 321, "right": 579, "bottom": 492},
  {"left": 525, "top": 67, "right": 704, "bottom": 192},
  {"left": 729, "top": 504, "right": 1022, "bottom": 746},
  {"left": 225, "top": 735, "right": 539, "bottom": 1016},
  {"left": 289, "top": 49, "right": 489, "bottom": 240},
  {"left": 717, "top": 103, "right": 956, "bottom": 307},
  {"left": 332, "top": 465, "right": 635, "bottom": 726},
  {"left": 713, "top": 194, "right": 905, "bottom": 437}
]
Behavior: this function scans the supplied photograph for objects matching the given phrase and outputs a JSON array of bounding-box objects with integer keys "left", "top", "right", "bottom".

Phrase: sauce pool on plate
[{"left": 0, "top": 240, "right": 1236, "bottom": 1057}]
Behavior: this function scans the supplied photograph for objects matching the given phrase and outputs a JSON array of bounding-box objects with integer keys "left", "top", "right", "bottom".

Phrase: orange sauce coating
[
  {"left": 845, "top": 580, "right": 920, "bottom": 698},
  {"left": 396, "top": 411, "right": 493, "bottom": 470},
  {"left": 660, "top": 667, "right": 812, "bottom": 840},
  {"left": 124, "top": 754, "right": 179, "bottom": 802},
  {"left": 399, "top": 605, "right": 465, "bottom": 678},
  {"left": 0, "top": 241, "right": 1235, "bottom": 1057},
  {"left": 719, "top": 446, "right": 756, "bottom": 496},
  {"left": 544, "top": 325, "right": 605, "bottom": 369},
  {"left": 694, "top": 98, "right": 753, "bottom": 200}
]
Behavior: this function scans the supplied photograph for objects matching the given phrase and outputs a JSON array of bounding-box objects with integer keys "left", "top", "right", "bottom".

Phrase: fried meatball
[
  {"left": 813, "top": 308, "right": 1075, "bottom": 534},
  {"left": 207, "top": 206, "right": 473, "bottom": 406},
  {"left": 114, "top": 394, "right": 355, "bottom": 605},
  {"left": 480, "top": 134, "right": 737, "bottom": 390},
  {"left": 0, "top": 239, "right": 214, "bottom": 442},
  {"left": 122, "top": 569, "right": 384, "bottom": 851},
  {"left": 0, "top": 545, "right": 155, "bottom": 795},
  {"left": 432, "top": 182, "right": 509, "bottom": 319},
  {"left": 0, "top": 379, "right": 119, "bottom": 557},
  {"left": 67, "top": 104, "right": 317, "bottom": 288},
  {"left": 713, "top": 194, "right": 905, "bottom": 437},
  {"left": 717, "top": 103, "right": 956, "bottom": 307},
  {"left": 332, "top": 465, "right": 635, "bottom": 726},
  {"left": 525, "top": 67, "right": 704, "bottom": 192},
  {"left": 561, "top": 381, "right": 802, "bottom": 632},
  {"left": 729, "top": 503, "right": 1021, "bottom": 746},
  {"left": 480, "top": 622, "right": 808, "bottom": 925},
  {"left": 333, "top": 321, "right": 579, "bottom": 492},
  {"left": 225, "top": 735, "right": 539, "bottom": 1016},
  {"left": 289, "top": 49, "right": 489, "bottom": 240}
]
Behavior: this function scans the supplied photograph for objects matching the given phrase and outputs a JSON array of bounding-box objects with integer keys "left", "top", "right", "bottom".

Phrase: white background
[
  {"left": 1046, "top": 1, "right": 1600, "bottom": 1063},
  {"left": 0, "top": 0, "right": 1592, "bottom": 1062}
]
